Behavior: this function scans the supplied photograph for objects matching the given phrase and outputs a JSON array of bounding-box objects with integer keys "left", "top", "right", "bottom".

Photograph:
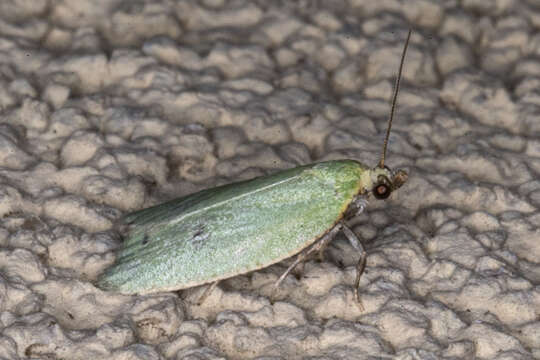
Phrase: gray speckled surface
[{"left": 0, "top": 1, "right": 539, "bottom": 359}]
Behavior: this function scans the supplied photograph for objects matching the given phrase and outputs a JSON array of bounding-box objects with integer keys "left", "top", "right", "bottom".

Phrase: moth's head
[
  {"left": 369, "top": 166, "right": 408, "bottom": 200},
  {"left": 368, "top": 30, "right": 410, "bottom": 200}
]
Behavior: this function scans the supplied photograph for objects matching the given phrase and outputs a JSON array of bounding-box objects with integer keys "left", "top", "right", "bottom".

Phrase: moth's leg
[
  {"left": 197, "top": 281, "right": 219, "bottom": 305},
  {"left": 353, "top": 198, "right": 369, "bottom": 216},
  {"left": 316, "top": 196, "right": 367, "bottom": 267},
  {"left": 292, "top": 224, "right": 339, "bottom": 274},
  {"left": 273, "top": 224, "right": 342, "bottom": 290},
  {"left": 310, "top": 198, "right": 368, "bottom": 264},
  {"left": 316, "top": 226, "right": 338, "bottom": 262},
  {"left": 341, "top": 223, "right": 367, "bottom": 312},
  {"left": 292, "top": 261, "right": 305, "bottom": 279}
]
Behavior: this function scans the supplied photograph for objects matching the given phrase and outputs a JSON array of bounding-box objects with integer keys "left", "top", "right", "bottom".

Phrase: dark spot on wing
[
  {"left": 193, "top": 226, "right": 204, "bottom": 238},
  {"left": 191, "top": 224, "right": 209, "bottom": 249},
  {"left": 142, "top": 233, "right": 150, "bottom": 245}
]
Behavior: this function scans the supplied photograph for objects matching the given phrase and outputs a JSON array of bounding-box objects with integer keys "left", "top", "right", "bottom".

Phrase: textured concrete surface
[{"left": 0, "top": 0, "right": 539, "bottom": 359}]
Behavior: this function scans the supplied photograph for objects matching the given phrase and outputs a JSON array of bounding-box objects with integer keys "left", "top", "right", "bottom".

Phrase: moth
[{"left": 98, "top": 30, "right": 411, "bottom": 310}]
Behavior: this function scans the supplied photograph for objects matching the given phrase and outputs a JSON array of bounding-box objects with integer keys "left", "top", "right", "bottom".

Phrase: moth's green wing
[{"left": 97, "top": 160, "right": 369, "bottom": 294}]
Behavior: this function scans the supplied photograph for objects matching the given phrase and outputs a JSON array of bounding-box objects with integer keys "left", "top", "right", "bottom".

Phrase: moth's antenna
[{"left": 378, "top": 29, "right": 412, "bottom": 169}]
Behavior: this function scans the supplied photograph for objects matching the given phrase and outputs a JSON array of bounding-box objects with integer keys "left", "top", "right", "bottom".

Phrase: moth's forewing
[{"left": 98, "top": 160, "right": 369, "bottom": 294}]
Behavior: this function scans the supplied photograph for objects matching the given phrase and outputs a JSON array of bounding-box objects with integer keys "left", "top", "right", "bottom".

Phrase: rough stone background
[{"left": 0, "top": 0, "right": 539, "bottom": 359}]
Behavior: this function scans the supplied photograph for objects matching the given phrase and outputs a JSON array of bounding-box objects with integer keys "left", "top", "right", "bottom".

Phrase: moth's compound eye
[
  {"left": 373, "top": 174, "right": 392, "bottom": 199},
  {"left": 373, "top": 183, "right": 391, "bottom": 199}
]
